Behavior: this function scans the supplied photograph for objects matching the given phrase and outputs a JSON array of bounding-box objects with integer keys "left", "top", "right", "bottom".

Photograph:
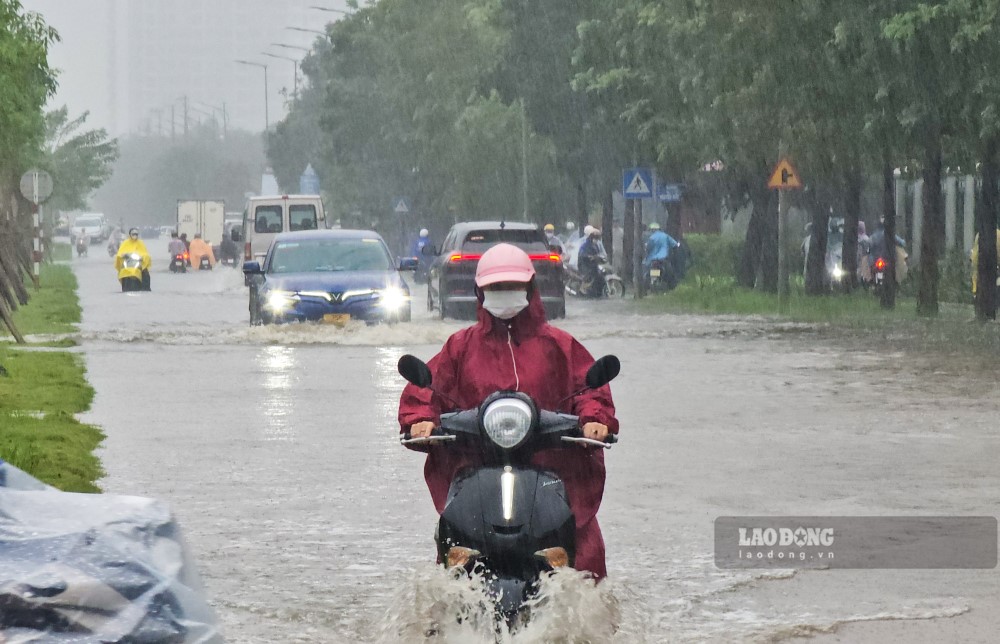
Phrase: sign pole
[
  {"left": 634, "top": 198, "right": 646, "bottom": 298},
  {"left": 777, "top": 187, "right": 789, "bottom": 312},
  {"left": 767, "top": 155, "right": 803, "bottom": 313}
]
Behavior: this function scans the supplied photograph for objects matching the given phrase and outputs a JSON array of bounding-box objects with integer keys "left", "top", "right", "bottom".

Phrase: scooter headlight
[{"left": 481, "top": 395, "right": 534, "bottom": 449}]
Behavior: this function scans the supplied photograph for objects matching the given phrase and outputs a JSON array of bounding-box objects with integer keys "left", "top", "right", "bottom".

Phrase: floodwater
[{"left": 67, "top": 238, "right": 999, "bottom": 643}]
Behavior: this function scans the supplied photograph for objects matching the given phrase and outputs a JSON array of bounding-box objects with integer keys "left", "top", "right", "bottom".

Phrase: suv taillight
[
  {"left": 449, "top": 253, "right": 482, "bottom": 263},
  {"left": 528, "top": 253, "right": 562, "bottom": 262}
]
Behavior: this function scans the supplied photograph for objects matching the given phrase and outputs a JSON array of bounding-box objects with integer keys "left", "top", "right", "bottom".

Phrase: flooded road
[{"left": 72, "top": 239, "right": 999, "bottom": 642}]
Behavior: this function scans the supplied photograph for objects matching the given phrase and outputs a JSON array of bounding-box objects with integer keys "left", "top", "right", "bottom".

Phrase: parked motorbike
[
  {"left": 397, "top": 353, "right": 620, "bottom": 629},
  {"left": 564, "top": 258, "right": 624, "bottom": 298},
  {"left": 170, "top": 251, "right": 188, "bottom": 273},
  {"left": 116, "top": 252, "right": 150, "bottom": 292}
]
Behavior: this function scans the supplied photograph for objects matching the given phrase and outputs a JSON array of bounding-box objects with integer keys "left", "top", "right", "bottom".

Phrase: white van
[{"left": 239, "top": 194, "right": 327, "bottom": 262}]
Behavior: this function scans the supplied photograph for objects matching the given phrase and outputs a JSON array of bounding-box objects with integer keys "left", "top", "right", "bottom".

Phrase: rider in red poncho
[{"left": 398, "top": 243, "right": 619, "bottom": 578}]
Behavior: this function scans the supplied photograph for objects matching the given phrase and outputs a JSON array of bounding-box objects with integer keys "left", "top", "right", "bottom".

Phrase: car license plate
[
  {"left": 650, "top": 269, "right": 661, "bottom": 277},
  {"left": 323, "top": 313, "right": 350, "bottom": 326}
]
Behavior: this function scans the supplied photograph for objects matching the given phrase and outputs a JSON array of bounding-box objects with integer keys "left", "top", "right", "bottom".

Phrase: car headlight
[
  {"left": 266, "top": 290, "right": 298, "bottom": 311},
  {"left": 481, "top": 396, "right": 533, "bottom": 449},
  {"left": 831, "top": 265, "right": 844, "bottom": 280},
  {"left": 378, "top": 287, "right": 408, "bottom": 311}
]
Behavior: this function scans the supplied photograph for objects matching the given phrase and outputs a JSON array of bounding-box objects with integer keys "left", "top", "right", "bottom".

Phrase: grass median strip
[
  {"left": 636, "top": 275, "right": 1000, "bottom": 356},
  {"left": 1, "top": 248, "right": 105, "bottom": 492}
]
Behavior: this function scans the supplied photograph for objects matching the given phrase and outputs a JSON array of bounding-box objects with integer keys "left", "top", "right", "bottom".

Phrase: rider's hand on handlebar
[
  {"left": 581, "top": 422, "right": 609, "bottom": 442},
  {"left": 410, "top": 421, "right": 436, "bottom": 438}
]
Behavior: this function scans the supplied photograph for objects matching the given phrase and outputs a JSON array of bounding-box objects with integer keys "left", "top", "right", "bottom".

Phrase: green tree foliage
[
  {"left": 267, "top": 0, "right": 1000, "bottom": 316},
  {"left": 0, "top": 1, "right": 57, "bottom": 173},
  {"left": 0, "top": 0, "right": 58, "bottom": 341},
  {"left": 38, "top": 107, "right": 119, "bottom": 212}
]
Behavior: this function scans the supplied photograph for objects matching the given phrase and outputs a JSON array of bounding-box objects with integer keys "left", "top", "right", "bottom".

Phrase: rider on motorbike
[
  {"left": 643, "top": 222, "right": 680, "bottom": 286},
  {"left": 168, "top": 231, "right": 186, "bottom": 258},
  {"left": 115, "top": 228, "right": 152, "bottom": 290},
  {"left": 399, "top": 243, "right": 619, "bottom": 578},
  {"left": 544, "top": 223, "right": 564, "bottom": 255},
  {"left": 188, "top": 234, "right": 216, "bottom": 269},
  {"left": 578, "top": 226, "right": 606, "bottom": 297}
]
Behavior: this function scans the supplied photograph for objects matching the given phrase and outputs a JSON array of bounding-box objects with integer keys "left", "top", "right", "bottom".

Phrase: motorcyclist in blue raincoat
[
  {"left": 643, "top": 222, "right": 679, "bottom": 268},
  {"left": 409, "top": 228, "right": 432, "bottom": 258}
]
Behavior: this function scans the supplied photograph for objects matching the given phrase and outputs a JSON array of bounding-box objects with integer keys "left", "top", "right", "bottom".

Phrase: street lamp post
[
  {"left": 271, "top": 43, "right": 311, "bottom": 53},
  {"left": 310, "top": 6, "right": 352, "bottom": 15},
  {"left": 235, "top": 60, "right": 269, "bottom": 133},
  {"left": 262, "top": 52, "right": 300, "bottom": 97},
  {"left": 286, "top": 26, "right": 327, "bottom": 36}
]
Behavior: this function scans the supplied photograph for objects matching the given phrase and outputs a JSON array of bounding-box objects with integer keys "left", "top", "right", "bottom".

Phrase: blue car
[{"left": 243, "top": 230, "right": 417, "bottom": 325}]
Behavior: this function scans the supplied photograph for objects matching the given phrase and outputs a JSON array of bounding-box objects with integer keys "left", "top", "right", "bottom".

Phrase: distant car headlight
[
  {"left": 831, "top": 265, "right": 844, "bottom": 280},
  {"left": 481, "top": 396, "right": 533, "bottom": 449},
  {"left": 266, "top": 290, "right": 298, "bottom": 311},
  {"left": 378, "top": 287, "right": 409, "bottom": 311}
]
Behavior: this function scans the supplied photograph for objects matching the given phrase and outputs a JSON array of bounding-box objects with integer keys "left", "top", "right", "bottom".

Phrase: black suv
[{"left": 426, "top": 221, "right": 565, "bottom": 319}]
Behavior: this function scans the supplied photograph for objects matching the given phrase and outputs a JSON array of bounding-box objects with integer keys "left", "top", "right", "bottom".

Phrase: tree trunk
[
  {"left": 880, "top": 153, "right": 898, "bottom": 310},
  {"left": 576, "top": 181, "right": 588, "bottom": 235},
  {"left": 806, "top": 202, "right": 829, "bottom": 295},
  {"left": 738, "top": 175, "right": 777, "bottom": 291},
  {"left": 976, "top": 135, "right": 998, "bottom": 322},
  {"left": 916, "top": 132, "right": 942, "bottom": 317},
  {"left": 602, "top": 187, "right": 614, "bottom": 265},
  {"left": 841, "top": 165, "right": 861, "bottom": 293}
]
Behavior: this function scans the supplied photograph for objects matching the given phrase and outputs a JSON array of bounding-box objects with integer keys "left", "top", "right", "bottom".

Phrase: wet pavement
[{"left": 70, "top": 238, "right": 1000, "bottom": 642}]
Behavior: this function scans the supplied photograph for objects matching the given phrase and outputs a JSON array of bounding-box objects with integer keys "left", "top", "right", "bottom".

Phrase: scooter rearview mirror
[
  {"left": 398, "top": 354, "right": 433, "bottom": 388},
  {"left": 585, "top": 355, "right": 620, "bottom": 389}
]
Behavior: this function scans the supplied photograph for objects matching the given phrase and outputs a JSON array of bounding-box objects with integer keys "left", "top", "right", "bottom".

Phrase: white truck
[{"left": 176, "top": 200, "right": 225, "bottom": 248}]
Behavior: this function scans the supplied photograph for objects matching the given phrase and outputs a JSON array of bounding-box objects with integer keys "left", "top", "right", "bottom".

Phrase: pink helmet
[{"left": 475, "top": 243, "right": 536, "bottom": 287}]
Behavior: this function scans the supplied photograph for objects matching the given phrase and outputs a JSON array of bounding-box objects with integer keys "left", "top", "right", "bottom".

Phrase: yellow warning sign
[{"left": 768, "top": 158, "right": 803, "bottom": 190}]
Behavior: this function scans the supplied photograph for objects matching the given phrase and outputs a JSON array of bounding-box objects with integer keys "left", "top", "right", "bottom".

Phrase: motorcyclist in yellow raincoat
[
  {"left": 115, "top": 228, "right": 152, "bottom": 291},
  {"left": 188, "top": 233, "right": 216, "bottom": 270},
  {"left": 971, "top": 229, "right": 1000, "bottom": 299}
]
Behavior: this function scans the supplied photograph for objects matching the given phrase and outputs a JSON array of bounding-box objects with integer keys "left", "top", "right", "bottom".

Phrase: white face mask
[{"left": 482, "top": 289, "right": 528, "bottom": 320}]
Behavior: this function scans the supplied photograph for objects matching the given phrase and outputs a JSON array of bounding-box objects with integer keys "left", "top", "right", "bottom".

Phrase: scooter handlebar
[
  {"left": 561, "top": 434, "right": 617, "bottom": 449},
  {"left": 400, "top": 428, "right": 456, "bottom": 445}
]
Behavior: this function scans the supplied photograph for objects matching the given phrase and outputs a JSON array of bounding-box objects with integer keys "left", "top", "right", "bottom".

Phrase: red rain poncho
[{"left": 398, "top": 286, "right": 619, "bottom": 578}]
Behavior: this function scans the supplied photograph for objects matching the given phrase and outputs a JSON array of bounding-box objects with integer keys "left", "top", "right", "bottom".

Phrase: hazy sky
[
  {"left": 22, "top": 0, "right": 114, "bottom": 132},
  {"left": 20, "top": 0, "right": 353, "bottom": 137}
]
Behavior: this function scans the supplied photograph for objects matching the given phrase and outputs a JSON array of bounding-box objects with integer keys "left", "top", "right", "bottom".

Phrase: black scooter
[
  {"left": 397, "top": 353, "right": 620, "bottom": 629},
  {"left": 169, "top": 251, "right": 188, "bottom": 273}
]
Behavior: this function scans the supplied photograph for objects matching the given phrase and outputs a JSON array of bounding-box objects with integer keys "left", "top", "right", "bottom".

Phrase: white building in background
[{"left": 108, "top": 0, "right": 343, "bottom": 136}]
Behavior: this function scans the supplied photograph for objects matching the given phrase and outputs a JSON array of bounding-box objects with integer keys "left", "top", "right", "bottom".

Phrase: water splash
[{"left": 375, "top": 565, "right": 655, "bottom": 643}]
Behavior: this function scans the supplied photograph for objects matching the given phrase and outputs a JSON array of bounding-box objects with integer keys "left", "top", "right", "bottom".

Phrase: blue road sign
[
  {"left": 658, "top": 183, "right": 683, "bottom": 203},
  {"left": 392, "top": 197, "right": 410, "bottom": 214},
  {"left": 622, "top": 168, "right": 654, "bottom": 199}
]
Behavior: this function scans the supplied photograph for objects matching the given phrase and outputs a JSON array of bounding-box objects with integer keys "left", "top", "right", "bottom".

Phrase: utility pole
[{"left": 183, "top": 95, "right": 189, "bottom": 137}]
